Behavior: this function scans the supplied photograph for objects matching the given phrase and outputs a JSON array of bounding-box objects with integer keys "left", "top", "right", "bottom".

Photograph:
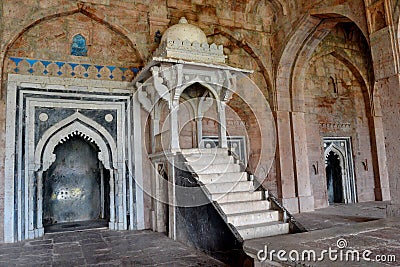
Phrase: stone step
[
  {"left": 190, "top": 163, "right": 241, "bottom": 174},
  {"left": 219, "top": 200, "right": 271, "bottom": 214},
  {"left": 184, "top": 154, "right": 234, "bottom": 165},
  {"left": 236, "top": 221, "right": 290, "bottom": 240},
  {"left": 197, "top": 172, "right": 248, "bottom": 184},
  {"left": 211, "top": 190, "right": 263, "bottom": 203},
  {"left": 205, "top": 181, "right": 255, "bottom": 194},
  {"left": 226, "top": 210, "right": 279, "bottom": 227},
  {"left": 181, "top": 148, "right": 229, "bottom": 156}
]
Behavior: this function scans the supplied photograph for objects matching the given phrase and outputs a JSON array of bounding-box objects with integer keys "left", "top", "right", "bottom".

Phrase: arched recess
[
  {"left": 324, "top": 142, "right": 357, "bottom": 204},
  {"left": 324, "top": 144, "right": 346, "bottom": 170},
  {"left": 246, "top": 0, "right": 288, "bottom": 16},
  {"left": 1, "top": 3, "right": 144, "bottom": 98},
  {"left": 35, "top": 112, "right": 118, "bottom": 171},
  {"left": 303, "top": 20, "right": 390, "bottom": 204},
  {"left": 274, "top": 12, "right": 376, "bottom": 212},
  {"left": 178, "top": 83, "right": 219, "bottom": 149},
  {"left": 329, "top": 50, "right": 389, "bottom": 201},
  {"left": 30, "top": 112, "right": 124, "bottom": 238},
  {"left": 324, "top": 144, "right": 347, "bottom": 203},
  {"left": 329, "top": 51, "right": 373, "bottom": 111},
  {"left": 35, "top": 120, "right": 116, "bottom": 173},
  {"left": 277, "top": 15, "right": 340, "bottom": 111}
]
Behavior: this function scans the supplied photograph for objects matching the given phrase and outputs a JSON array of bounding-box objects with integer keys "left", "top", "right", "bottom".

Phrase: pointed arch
[
  {"left": 324, "top": 143, "right": 346, "bottom": 169},
  {"left": 35, "top": 113, "right": 117, "bottom": 172},
  {"left": 179, "top": 81, "right": 220, "bottom": 102}
]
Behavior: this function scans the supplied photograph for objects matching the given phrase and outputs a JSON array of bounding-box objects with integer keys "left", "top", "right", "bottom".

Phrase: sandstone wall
[{"left": 0, "top": 0, "right": 395, "bottom": 240}]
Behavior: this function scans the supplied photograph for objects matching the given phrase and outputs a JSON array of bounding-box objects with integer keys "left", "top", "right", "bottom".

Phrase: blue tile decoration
[
  {"left": 10, "top": 57, "right": 23, "bottom": 67},
  {"left": 41, "top": 61, "right": 52, "bottom": 68},
  {"left": 95, "top": 65, "right": 104, "bottom": 72},
  {"left": 69, "top": 63, "right": 79, "bottom": 70},
  {"left": 131, "top": 67, "right": 140, "bottom": 74},
  {"left": 55, "top": 62, "right": 65, "bottom": 68},
  {"left": 107, "top": 66, "right": 116, "bottom": 72},
  {"left": 26, "top": 59, "right": 38, "bottom": 67},
  {"left": 71, "top": 34, "right": 88, "bottom": 56},
  {"left": 81, "top": 64, "right": 91, "bottom": 71},
  {"left": 7, "top": 57, "right": 141, "bottom": 81}
]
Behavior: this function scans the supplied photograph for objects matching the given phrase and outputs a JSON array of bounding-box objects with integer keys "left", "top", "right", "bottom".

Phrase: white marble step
[
  {"left": 197, "top": 172, "right": 248, "bottom": 184},
  {"left": 211, "top": 190, "right": 263, "bottom": 203},
  {"left": 219, "top": 200, "right": 271, "bottom": 214},
  {"left": 184, "top": 154, "right": 234, "bottom": 165},
  {"left": 190, "top": 163, "right": 241, "bottom": 174},
  {"left": 205, "top": 181, "right": 255, "bottom": 194},
  {"left": 236, "top": 221, "right": 290, "bottom": 240},
  {"left": 181, "top": 148, "right": 229, "bottom": 156},
  {"left": 227, "top": 210, "right": 279, "bottom": 226}
]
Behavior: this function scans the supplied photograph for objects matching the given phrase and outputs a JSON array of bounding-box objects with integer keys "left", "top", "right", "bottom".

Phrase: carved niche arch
[
  {"left": 324, "top": 141, "right": 356, "bottom": 204},
  {"left": 34, "top": 112, "right": 117, "bottom": 172}
]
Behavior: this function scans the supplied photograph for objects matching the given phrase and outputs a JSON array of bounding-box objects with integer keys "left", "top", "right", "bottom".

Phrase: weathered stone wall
[{"left": 0, "top": 0, "right": 398, "bottom": 241}]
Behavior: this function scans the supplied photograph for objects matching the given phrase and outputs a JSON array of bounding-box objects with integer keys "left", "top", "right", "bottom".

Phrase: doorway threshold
[{"left": 44, "top": 219, "right": 108, "bottom": 233}]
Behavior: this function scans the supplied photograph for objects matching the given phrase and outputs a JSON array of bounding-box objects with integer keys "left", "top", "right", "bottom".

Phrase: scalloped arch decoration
[{"left": 34, "top": 112, "right": 117, "bottom": 172}]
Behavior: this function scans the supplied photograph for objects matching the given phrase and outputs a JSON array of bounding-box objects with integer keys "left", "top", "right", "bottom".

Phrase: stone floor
[
  {"left": 0, "top": 229, "right": 225, "bottom": 267},
  {"left": 294, "top": 201, "right": 388, "bottom": 231},
  {"left": 244, "top": 201, "right": 399, "bottom": 267}
]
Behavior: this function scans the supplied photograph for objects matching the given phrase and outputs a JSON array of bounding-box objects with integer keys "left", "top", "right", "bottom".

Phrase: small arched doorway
[
  {"left": 326, "top": 151, "right": 343, "bottom": 203},
  {"left": 324, "top": 137, "right": 357, "bottom": 204},
  {"left": 43, "top": 136, "right": 110, "bottom": 230}
]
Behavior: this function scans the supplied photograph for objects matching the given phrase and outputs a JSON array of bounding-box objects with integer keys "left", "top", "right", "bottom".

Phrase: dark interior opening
[
  {"left": 43, "top": 136, "right": 110, "bottom": 232},
  {"left": 326, "top": 151, "right": 344, "bottom": 204}
]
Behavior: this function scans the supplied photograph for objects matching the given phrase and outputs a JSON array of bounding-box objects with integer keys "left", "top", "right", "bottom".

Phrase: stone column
[
  {"left": 217, "top": 101, "right": 228, "bottom": 148},
  {"left": 167, "top": 156, "right": 176, "bottom": 240},
  {"left": 369, "top": 25, "right": 400, "bottom": 215},
  {"left": 371, "top": 95, "right": 391, "bottom": 201},
  {"left": 36, "top": 170, "right": 44, "bottom": 237},
  {"left": 152, "top": 108, "right": 160, "bottom": 154},
  {"left": 170, "top": 102, "right": 180, "bottom": 150},
  {"left": 292, "top": 111, "right": 314, "bottom": 212},
  {"left": 109, "top": 169, "right": 116, "bottom": 230},
  {"left": 196, "top": 118, "right": 202, "bottom": 148},
  {"left": 275, "top": 110, "right": 299, "bottom": 214}
]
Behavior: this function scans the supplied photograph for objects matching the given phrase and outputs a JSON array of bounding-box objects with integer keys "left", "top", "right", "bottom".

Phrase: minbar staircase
[{"left": 181, "top": 148, "right": 290, "bottom": 240}]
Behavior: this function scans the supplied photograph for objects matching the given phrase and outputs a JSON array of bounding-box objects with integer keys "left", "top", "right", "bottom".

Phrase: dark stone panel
[
  {"left": 35, "top": 107, "right": 75, "bottom": 145},
  {"left": 173, "top": 154, "right": 252, "bottom": 267},
  {"left": 80, "top": 109, "right": 117, "bottom": 139}
]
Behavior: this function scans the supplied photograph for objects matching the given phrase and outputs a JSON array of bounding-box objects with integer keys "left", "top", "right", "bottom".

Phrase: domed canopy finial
[
  {"left": 160, "top": 17, "right": 207, "bottom": 44},
  {"left": 155, "top": 16, "right": 227, "bottom": 64},
  {"left": 179, "top": 17, "right": 188, "bottom": 24}
]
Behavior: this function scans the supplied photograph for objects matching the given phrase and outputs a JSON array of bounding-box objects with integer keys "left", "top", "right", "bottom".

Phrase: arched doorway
[
  {"left": 324, "top": 138, "right": 357, "bottom": 204},
  {"left": 43, "top": 136, "right": 110, "bottom": 230},
  {"left": 326, "top": 151, "right": 343, "bottom": 203}
]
